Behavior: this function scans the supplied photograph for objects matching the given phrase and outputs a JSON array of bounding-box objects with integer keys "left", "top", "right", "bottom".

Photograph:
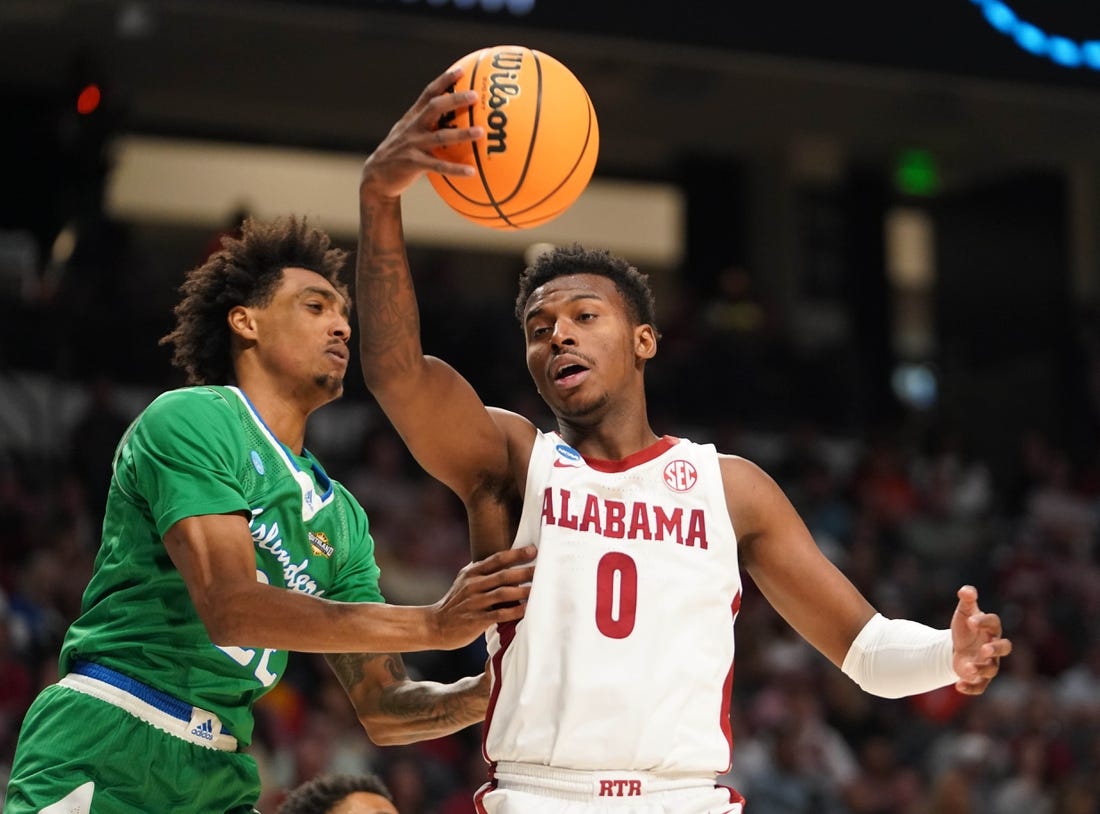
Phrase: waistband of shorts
[
  {"left": 491, "top": 761, "right": 717, "bottom": 801},
  {"left": 58, "top": 661, "right": 238, "bottom": 752}
]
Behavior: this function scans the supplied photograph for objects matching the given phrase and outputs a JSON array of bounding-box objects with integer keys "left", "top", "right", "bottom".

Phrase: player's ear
[
  {"left": 635, "top": 324, "right": 657, "bottom": 360},
  {"left": 227, "top": 305, "right": 258, "bottom": 341}
]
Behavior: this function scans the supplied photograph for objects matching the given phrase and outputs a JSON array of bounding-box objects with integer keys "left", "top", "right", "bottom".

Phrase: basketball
[{"left": 429, "top": 45, "right": 599, "bottom": 230}]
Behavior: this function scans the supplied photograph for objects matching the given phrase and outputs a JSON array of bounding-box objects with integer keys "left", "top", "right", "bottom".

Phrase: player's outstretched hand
[
  {"left": 430, "top": 545, "right": 536, "bottom": 650},
  {"left": 360, "top": 66, "right": 484, "bottom": 200},
  {"left": 950, "top": 585, "right": 1012, "bottom": 695}
]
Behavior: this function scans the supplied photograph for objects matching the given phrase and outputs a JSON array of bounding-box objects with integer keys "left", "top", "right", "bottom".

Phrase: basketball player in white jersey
[{"left": 354, "top": 66, "right": 1013, "bottom": 814}]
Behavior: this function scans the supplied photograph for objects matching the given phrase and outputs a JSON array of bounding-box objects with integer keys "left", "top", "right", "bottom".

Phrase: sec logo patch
[{"left": 663, "top": 460, "right": 697, "bottom": 492}]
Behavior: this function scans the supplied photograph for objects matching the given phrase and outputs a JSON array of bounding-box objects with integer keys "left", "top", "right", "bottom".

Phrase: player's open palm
[
  {"left": 430, "top": 545, "right": 536, "bottom": 650},
  {"left": 950, "top": 585, "right": 1012, "bottom": 695}
]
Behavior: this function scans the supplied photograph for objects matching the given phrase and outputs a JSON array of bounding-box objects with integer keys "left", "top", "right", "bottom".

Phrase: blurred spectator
[
  {"left": 716, "top": 701, "right": 770, "bottom": 801},
  {"left": 0, "top": 459, "right": 37, "bottom": 594},
  {"left": 740, "top": 720, "right": 849, "bottom": 814},
  {"left": 1055, "top": 636, "right": 1100, "bottom": 723},
  {"left": 378, "top": 751, "right": 431, "bottom": 814},
  {"left": 784, "top": 681, "right": 861, "bottom": 799},
  {"left": 922, "top": 731, "right": 998, "bottom": 814},
  {"left": 1023, "top": 448, "right": 1097, "bottom": 562},
  {"left": 0, "top": 600, "right": 33, "bottom": 759},
  {"left": 982, "top": 640, "right": 1045, "bottom": 721},
  {"left": 910, "top": 425, "right": 995, "bottom": 521},
  {"left": 67, "top": 374, "right": 131, "bottom": 518},
  {"left": 787, "top": 453, "right": 855, "bottom": 562},
  {"left": 6, "top": 549, "right": 67, "bottom": 664},
  {"left": 437, "top": 747, "right": 492, "bottom": 814},
  {"left": 1011, "top": 683, "right": 1077, "bottom": 790},
  {"left": 991, "top": 735, "right": 1055, "bottom": 814},
  {"left": 1052, "top": 772, "right": 1100, "bottom": 814},
  {"left": 1015, "top": 598, "right": 1076, "bottom": 678},
  {"left": 842, "top": 732, "right": 923, "bottom": 814},
  {"left": 852, "top": 432, "right": 920, "bottom": 530}
]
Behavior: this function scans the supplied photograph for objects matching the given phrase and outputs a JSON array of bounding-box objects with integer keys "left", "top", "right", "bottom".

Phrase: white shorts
[{"left": 475, "top": 763, "right": 744, "bottom": 814}]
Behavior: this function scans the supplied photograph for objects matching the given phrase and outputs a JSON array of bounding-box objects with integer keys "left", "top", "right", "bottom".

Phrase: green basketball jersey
[{"left": 59, "top": 385, "right": 383, "bottom": 745}]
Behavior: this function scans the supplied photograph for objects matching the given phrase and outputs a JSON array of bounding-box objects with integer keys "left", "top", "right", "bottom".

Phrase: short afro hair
[
  {"left": 278, "top": 772, "right": 393, "bottom": 814},
  {"left": 160, "top": 216, "right": 348, "bottom": 385},
  {"left": 514, "top": 244, "right": 658, "bottom": 334}
]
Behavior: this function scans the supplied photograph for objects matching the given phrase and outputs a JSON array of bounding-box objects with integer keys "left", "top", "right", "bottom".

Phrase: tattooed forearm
[
  {"left": 328, "top": 650, "right": 488, "bottom": 743},
  {"left": 356, "top": 254, "right": 418, "bottom": 360},
  {"left": 356, "top": 199, "right": 423, "bottom": 375},
  {"left": 328, "top": 652, "right": 402, "bottom": 689},
  {"left": 378, "top": 680, "right": 483, "bottom": 730}
]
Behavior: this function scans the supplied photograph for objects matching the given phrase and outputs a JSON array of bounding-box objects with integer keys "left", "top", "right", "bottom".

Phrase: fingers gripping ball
[{"left": 430, "top": 46, "right": 599, "bottom": 230}]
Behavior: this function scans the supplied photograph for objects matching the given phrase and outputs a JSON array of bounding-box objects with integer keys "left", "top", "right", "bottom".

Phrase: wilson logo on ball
[
  {"left": 485, "top": 49, "right": 522, "bottom": 154},
  {"left": 430, "top": 45, "right": 599, "bottom": 230}
]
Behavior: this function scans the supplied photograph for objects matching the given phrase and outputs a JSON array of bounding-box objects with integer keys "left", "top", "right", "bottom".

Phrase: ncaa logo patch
[
  {"left": 663, "top": 459, "right": 697, "bottom": 492},
  {"left": 250, "top": 450, "right": 265, "bottom": 475},
  {"left": 553, "top": 443, "right": 583, "bottom": 468}
]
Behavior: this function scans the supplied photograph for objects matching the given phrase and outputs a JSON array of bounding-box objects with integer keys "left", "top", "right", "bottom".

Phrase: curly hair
[
  {"left": 513, "top": 244, "right": 659, "bottom": 334},
  {"left": 278, "top": 772, "right": 393, "bottom": 814},
  {"left": 160, "top": 216, "right": 348, "bottom": 385}
]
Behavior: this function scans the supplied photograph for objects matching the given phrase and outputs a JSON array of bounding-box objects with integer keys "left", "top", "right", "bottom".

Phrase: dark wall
[{"left": 933, "top": 172, "right": 1078, "bottom": 482}]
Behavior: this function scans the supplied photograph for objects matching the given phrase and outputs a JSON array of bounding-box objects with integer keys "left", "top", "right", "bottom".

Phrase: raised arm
[
  {"left": 164, "top": 512, "right": 534, "bottom": 653},
  {"left": 327, "top": 651, "right": 489, "bottom": 746},
  {"left": 357, "top": 67, "right": 529, "bottom": 500}
]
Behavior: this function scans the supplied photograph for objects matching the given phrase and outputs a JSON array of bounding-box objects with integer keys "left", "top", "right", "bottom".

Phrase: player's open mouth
[
  {"left": 554, "top": 364, "right": 586, "bottom": 379},
  {"left": 553, "top": 364, "right": 588, "bottom": 387}
]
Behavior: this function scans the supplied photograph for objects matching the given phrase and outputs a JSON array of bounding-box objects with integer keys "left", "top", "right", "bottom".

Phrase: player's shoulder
[
  {"left": 138, "top": 385, "right": 240, "bottom": 430},
  {"left": 489, "top": 405, "right": 538, "bottom": 460},
  {"left": 716, "top": 451, "right": 773, "bottom": 486},
  {"left": 488, "top": 407, "right": 537, "bottom": 442},
  {"left": 328, "top": 477, "right": 363, "bottom": 509},
  {"left": 145, "top": 385, "right": 234, "bottom": 411}
]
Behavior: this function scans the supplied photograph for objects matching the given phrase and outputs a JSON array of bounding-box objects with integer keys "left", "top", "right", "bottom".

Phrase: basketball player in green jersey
[{"left": 4, "top": 217, "right": 536, "bottom": 814}]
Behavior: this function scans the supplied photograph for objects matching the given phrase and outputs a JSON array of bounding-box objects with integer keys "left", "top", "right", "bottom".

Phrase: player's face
[
  {"left": 522, "top": 273, "right": 648, "bottom": 421},
  {"left": 330, "top": 791, "right": 399, "bottom": 814},
  {"left": 251, "top": 266, "right": 351, "bottom": 401}
]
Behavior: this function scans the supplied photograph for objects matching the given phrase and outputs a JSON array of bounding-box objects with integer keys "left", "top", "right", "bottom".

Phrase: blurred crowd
[
  {"left": 2, "top": 235, "right": 1100, "bottom": 814},
  {"left": 3, "top": 375, "right": 1099, "bottom": 814}
]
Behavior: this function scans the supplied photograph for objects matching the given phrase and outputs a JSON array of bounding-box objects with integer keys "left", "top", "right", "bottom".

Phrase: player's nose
[{"left": 550, "top": 320, "right": 576, "bottom": 349}]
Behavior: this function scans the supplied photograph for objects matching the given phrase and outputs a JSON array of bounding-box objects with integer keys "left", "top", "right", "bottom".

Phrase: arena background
[{"left": 2, "top": 2, "right": 1099, "bottom": 812}]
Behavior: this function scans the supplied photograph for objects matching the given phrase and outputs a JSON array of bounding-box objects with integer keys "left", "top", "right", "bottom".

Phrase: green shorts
[{"left": 5, "top": 684, "right": 261, "bottom": 814}]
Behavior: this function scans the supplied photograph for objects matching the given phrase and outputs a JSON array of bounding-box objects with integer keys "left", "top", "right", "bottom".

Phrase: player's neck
[
  {"left": 558, "top": 418, "right": 660, "bottom": 462},
  {"left": 235, "top": 382, "right": 313, "bottom": 455}
]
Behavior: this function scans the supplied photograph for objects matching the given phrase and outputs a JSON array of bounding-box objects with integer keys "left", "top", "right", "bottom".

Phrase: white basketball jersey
[{"left": 483, "top": 432, "right": 742, "bottom": 775}]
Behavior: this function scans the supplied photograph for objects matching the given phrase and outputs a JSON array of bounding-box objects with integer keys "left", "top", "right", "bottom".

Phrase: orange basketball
[{"left": 429, "top": 46, "right": 599, "bottom": 230}]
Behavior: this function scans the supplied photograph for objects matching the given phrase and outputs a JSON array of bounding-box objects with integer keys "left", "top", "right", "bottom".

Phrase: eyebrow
[
  {"left": 301, "top": 285, "right": 350, "bottom": 318},
  {"left": 524, "top": 292, "right": 603, "bottom": 323}
]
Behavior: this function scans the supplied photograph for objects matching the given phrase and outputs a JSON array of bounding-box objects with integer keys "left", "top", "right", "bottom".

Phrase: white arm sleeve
[{"left": 840, "top": 613, "right": 959, "bottom": 699}]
